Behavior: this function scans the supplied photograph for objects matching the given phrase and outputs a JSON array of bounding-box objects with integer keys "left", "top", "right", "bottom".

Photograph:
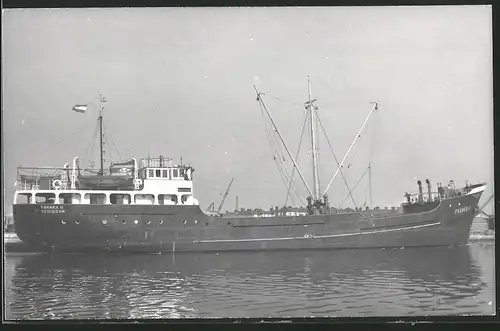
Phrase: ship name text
[
  {"left": 454, "top": 206, "right": 471, "bottom": 215},
  {"left": 41, "top": 205, "right": 66, "bottom": 214}
]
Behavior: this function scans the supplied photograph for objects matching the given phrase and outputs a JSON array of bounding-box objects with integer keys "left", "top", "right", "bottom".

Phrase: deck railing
[
  {"left": 404, "top": 187, "right": 471, "bottom": 204},
  {"left": 140, "top": 157, "right": 174, "bottom": 168}
]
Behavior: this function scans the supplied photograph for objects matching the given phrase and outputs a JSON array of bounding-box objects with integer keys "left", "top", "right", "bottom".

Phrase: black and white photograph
[{"left": 3, "top": 5, "right": 495, "bottom": 319}]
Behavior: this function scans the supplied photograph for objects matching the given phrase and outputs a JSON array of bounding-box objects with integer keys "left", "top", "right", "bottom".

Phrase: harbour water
[{"left": 4, "top": 242, "right": 495, "bottom": 319}]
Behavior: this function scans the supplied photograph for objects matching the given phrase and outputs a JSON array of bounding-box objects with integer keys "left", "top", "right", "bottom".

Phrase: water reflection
[{"left": 5, "top": 244, "right": 495, "bottom": 319}]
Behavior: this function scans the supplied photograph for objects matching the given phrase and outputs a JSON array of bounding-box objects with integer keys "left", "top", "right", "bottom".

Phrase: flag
[{"left": 72, "top": 104, "right": 87, "bottom": 113}]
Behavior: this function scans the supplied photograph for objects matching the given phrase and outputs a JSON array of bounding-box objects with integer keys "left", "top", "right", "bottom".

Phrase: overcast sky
[{"left": 2, "top": 6, "right": 494, "bottom": 213}]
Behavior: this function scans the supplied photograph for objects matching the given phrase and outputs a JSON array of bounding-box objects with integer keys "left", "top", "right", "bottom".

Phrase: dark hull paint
[{"left": 13, "top": 192, "right": 482, "bottom": 254}]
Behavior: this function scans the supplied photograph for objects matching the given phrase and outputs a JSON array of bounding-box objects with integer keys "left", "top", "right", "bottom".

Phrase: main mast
[
  {"left": 98, "top": 94, "right": 107, "bottom": 175},
  {"left": 306, "top": 76, "right": 321, "bottom": 201},
  {"left": 255, "top": 80, "right": 377, "bottom": 215}
]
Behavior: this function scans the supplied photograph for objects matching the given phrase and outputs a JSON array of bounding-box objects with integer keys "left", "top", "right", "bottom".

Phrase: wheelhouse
[{"left": 13, "top": 155, "right": 199, "bottom": 206}]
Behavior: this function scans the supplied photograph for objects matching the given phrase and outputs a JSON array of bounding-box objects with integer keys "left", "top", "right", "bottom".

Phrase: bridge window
[
  {"left": 110, "top": 193, "right": 131, "bottom": 205},
  {"left": 178, "top": 188, "right": 191, "bottom": 192},
  {"left": 15, "top": 193, "right": 32, "bottom": 204},
  {"left": 157, "top": 194, "right": 178, "bottom": 205},
  {"left": 173, "top": 169, "right": 179, "bottom": 178},
  {"left": 156, "top": 169, "right": 161, "bottom": 177},
  {"left": 180, "top": 169, "right": 185, "bottom": 178},
  {"left": 35, "top": 193, "right": 56, "bottom": 204},
  {"left": 158, "top": 194, "right": 178, "bottom": 205},
  {"left": 148, "top": 169, "right": 154, "bottom": 178},
  {"left": 181, "top": 194, "right": 191, "bottom": 204},
  {"left": 162, "top": 169, "right": 169, "bottom": 178},
  {"left": 59, "top": 193, "right": 81, "bottom": 204},
  {"left": 84, "top": 193, "right": 107, "bottom": 205},
  {"left": 135, "top": 194, "right": 155, "bottom": 205}
]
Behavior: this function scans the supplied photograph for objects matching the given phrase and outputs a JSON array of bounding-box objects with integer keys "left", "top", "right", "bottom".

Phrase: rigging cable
[
  {"left": 266, "top": 105, "right": 307, "bottom": 206},
  {"left": 260, "top": 102, "right": 285, "bottom": 163},
  {"left": 343, "top": 110, "right": 377, "bottom": 209},
  {"left": 284, "top": 108, "right": 309, "bottom": 208},
  {"left": 268, "top": 95, "right": 304, "bottom": 108},
  {"left": 367, "top": 106, "right": 379, "bottom": 208},
  {"left": 103, "top": 127, "right": 112, "bottom": 165},
  {"left": 104, "top": 124, "right": 123, "bottom": 162},
  {"left": 267, "top": 115, "right": 304, "bottom": 205},
  {"left": 270, "top": 135, "right": 300, "bottom": 206},
  {"left": 315, "top": 104, "right": 321, "bottom": 195},
  {"left": 103, "top": 124, "right": 123, "bottom": 164},
  {"left": 338, "top": 165, "right": 370, "bottom": 208},
  {"left": 257, "top": 99, "right": 304, "bottom": 205},
  {"left": 259, "top": 102, "right": 293, "bottom": 202},
  {"left": 268, "top": 94, "right": 324, "bottom": 201},
  {"left": 314, "top": 108, "right": 358, "bottom": 209},
  {"left": 262, "top": 94, "right": 313, "bottom": 206},
  {"left": 321, "top": 102, "right": 379, "bottom": 197},
  {"left": 277, "top": 146, "right": 304, "bottom": 204},
  {"left": 256, "top": 90, "right": 317, "bottom": 204},
  {"left": 83, "top": 119, "right": 100, "bottom": 169},
  {"left": 275, "top": 157, "right": 298, "bottom": 207}
]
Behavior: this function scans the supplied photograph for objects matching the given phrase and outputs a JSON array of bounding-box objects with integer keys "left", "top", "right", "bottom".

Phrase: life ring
[{"left": 52, "top": 179, "right": 62, "bottom": 190}]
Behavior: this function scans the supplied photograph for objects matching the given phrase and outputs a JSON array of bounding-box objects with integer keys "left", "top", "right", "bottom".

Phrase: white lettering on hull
[
  {"left": 40, "top": 205, "right": 66, "bottom": 214},
  {"left": 454, "top": 206, "right": 471, "bottom": 215}
]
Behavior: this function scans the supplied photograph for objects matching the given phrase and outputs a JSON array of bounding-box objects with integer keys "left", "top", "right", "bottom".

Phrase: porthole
[
  {"left": 114, "top": 214, "right": 118, "bottom": 219},
  {"left": 146, "top": 220, "right": 151, "bottom": 225},
  {"left": 194, "top": 220, "right": 198, "bottom": 224},
  {"left": 134, "top": 220, "right": 139, "bottom": 225},
  {"left": 61, "top": 220, "right": 66, "bottom": 224},
  {"left": 122, "top": 220, "right": 127, "bottom": 224},
  {"left": 205, "top": 222, "right": 209, "bottom": 226},
  {"left": 75, "top": 220, "right": 80, "bottom": 224},
  {"left": 102, "top": 219, "right": 107, "bottom": 225},
  {"left": 183, "top": 220, "right": 187, "bottom": 224},
  {"left": 159, "top": 220, "right": 164, "bottom": 224}
]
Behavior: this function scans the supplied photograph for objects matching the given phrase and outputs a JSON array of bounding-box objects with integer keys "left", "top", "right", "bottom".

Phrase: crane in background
[
  {"left": 206, "top": 178, "right": 235, "bottom": 215},
  {"left": 476, "top": 194, "right": 495, "bottom": 230}
]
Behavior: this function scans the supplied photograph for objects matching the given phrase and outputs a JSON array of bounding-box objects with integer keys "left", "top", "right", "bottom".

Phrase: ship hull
[{"left": 12, "top": 191, "right": 482, "bottom": 254}]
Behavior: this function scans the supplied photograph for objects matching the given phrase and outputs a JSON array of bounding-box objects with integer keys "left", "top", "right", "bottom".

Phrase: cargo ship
[{"left": 11, "top": 84, "right": 487, "bottom": 253}]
